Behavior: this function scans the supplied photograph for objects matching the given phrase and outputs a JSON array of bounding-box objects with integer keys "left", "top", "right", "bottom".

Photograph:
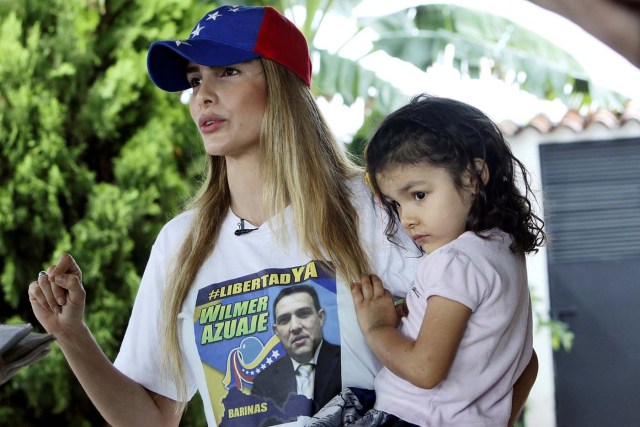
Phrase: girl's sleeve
[{"left": 418, "top": 249, "right": 490, "bottom": 311}]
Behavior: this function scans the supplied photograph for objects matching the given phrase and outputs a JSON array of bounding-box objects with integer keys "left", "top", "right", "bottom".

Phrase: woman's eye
[
  {"left": 414, "top": 192, "right": 426, "bottom": 201},
  {"left": 221, "top": 67, "right": 239, "bottom": 77},
  {"left": 188, "top": 77, "right": 201, "bottom": 88}
]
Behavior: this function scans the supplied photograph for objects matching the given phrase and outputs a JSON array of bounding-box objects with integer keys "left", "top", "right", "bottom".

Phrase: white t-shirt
[
  {"left": 374, "top": 230, "right": 533, "bottom": 427},
  {"left": 114, "top": 177, "right": 418, "bottom": 426}
]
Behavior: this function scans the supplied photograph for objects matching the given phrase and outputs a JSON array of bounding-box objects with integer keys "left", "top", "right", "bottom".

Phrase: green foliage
[
  {"left": 0, "top": 0, "right": 206, "bottom": 425},
  {"left": 366, "top": 4, "right": 604, "bottom": 109},
  {"left": 314, "top": 50, "right": 409, "bottom": 115},
  {"left": 344, "top": 108, "right": 386, "bottom": 166},
  {"left": 530, "top": 287, "right": 574, "bottom": 352},
  {"left": 319, "top": 2, "right": 625, "bottom": 114},
  {"left": 540, "top": 318, "right": 574, "bottom": 352}
]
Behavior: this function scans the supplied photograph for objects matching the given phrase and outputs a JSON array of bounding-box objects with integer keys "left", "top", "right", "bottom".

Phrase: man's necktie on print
[{"left": 296, "top": 363, "right": 315, "bottom": 398}]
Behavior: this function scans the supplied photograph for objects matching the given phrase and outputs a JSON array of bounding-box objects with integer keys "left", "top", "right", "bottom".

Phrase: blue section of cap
[
  {"left": 147, "top": 5, "right": 266, "bottom": 92},
  {"left": 189, "top": 6, "right": 263, "bottom": 49},
  {"left": 147, "top": 40, "right": 260, "bottom": 92}
]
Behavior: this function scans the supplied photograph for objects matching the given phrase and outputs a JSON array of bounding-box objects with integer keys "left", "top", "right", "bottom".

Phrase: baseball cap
[{"left": 147, "top": 5, "right": 312, "bottom": 92}]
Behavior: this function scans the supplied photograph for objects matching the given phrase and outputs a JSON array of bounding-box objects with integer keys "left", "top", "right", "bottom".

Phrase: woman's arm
[
  {"left": 509, "top": 350, "right": 539, "bottom": 427},
  {"left": 56, "top": 323, "right": 182, "bottom": 427},
  {"left": 352, "top": 274, "right": 471, "bottom": 389},
  {"left": 28, "top": 253, "right": 182, "bottom": 427}
]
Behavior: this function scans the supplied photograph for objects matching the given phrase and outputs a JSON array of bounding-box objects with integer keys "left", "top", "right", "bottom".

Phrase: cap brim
[{"left": 147, "top": 39, "right": 260, "bottom": 92}]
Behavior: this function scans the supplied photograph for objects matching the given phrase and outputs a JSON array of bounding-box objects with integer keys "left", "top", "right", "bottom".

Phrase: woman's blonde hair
[{"left": 162, "top": 58, "right": 371, "bottom": 405}]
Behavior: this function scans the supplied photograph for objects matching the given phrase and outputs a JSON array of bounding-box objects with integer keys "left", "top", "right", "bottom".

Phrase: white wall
[
  {"left": 509, "top": 127, "right": 556, "bottom": 427},
  {"left": 507, "top": 120, "right": 640, "bottom": 426}
]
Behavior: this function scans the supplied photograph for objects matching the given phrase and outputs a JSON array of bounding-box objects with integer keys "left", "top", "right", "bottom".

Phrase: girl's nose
[{"left": 400, "top": 210, "right": 417, "bottom": 229}]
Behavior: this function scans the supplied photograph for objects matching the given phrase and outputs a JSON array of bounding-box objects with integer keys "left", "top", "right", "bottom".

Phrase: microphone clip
[{"left": 235, "top": 219, "right": 258, "bottom": 236}]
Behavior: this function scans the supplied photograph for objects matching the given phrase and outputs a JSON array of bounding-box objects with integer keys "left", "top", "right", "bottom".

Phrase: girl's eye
[
  {"left": 188, "top": 77, "right": 201, "bottom": 88},
  {"left": 221, "top": 67, "right": 239, "bottom": 77},
  {"left": 414, "top": 192, "right": 427, "bottom": 201}
]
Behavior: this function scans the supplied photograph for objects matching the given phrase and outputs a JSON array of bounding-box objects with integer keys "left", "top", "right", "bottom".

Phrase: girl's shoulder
[
  {"left": 445, "top": 229, "right": 512, "bottom": 256},
  {"left": 421, "top": 230, "right": 520, "bottom": 286},
  {"left": 423, "top": 230, "right": 513, "bottom": 269}
]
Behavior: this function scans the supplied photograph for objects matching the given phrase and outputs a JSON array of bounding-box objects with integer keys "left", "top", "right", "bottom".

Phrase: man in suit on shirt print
[{"left": 251, "top": 284, "right": 341, "bottom": 417}]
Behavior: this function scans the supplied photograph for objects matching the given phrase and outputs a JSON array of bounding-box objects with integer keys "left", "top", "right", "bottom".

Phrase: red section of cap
[{"left": 254, "top": 7, "right": 312, "bottom": 87}]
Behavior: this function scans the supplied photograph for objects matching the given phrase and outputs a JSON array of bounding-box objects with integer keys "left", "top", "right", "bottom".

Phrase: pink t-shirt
[{"left": 374, "top": 230, "right": 533, "bottom": 427}]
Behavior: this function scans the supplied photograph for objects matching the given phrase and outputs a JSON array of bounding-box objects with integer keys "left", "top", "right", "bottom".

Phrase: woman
[{"left": 29, "top": 5, "right": 416, "bottom": 426}]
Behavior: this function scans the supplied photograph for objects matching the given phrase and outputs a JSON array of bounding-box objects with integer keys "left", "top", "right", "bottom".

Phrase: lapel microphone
[{"left": 235, "top": 219, "right": 258, "bottom": 236}]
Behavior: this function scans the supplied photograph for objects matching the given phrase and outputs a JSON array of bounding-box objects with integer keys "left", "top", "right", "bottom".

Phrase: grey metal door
[{"left": 540, "top": 138, "right": 640, "bottom": 427}]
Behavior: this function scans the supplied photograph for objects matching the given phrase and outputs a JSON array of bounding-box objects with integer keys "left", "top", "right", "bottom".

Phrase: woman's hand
[
  {"left": 351, "top": 273, "right": 400, "bottom": 336},
  {"left": 28, "top": 253, "right": 86, "bottom": 338}
]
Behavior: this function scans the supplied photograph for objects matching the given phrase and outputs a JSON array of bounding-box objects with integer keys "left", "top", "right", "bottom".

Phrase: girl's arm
[
  {"left": 352, "top": 274, "right": 470, "bottom": 389},
  {"left": 28, "top": 253, "right": 182, "bottom": 427}
]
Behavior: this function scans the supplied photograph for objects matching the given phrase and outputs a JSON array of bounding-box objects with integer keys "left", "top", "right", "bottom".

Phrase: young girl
[{"left": 313, "top": 94, "right": 545, "bottom": 427}]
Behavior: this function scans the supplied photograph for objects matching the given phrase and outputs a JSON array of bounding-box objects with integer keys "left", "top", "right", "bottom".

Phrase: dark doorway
[{"left": 540, "top": 138, "right": 640, "bottom": 427}]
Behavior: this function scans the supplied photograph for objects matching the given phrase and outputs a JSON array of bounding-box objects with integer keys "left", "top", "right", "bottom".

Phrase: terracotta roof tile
[
  {"left": 558, "top": 109, "right": 584, "bottom": 132},
  {"left": 621, "top": 100, "right": 640, "bottom": 124},
  {"left": 499, "top": 101, "right": 640, "bottom": 137},
  {"left": 587, "top": 109, "right": 618, "bottom": 128}
]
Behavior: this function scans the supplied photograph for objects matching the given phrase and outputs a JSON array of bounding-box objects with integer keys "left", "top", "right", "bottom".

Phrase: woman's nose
[{"left": 195, "top": 79, "right": 218, "bottom": 106}]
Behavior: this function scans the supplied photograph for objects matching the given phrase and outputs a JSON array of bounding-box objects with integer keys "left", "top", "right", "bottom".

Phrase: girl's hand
[
  {"left": 28, "top": 253, "right": 86, "bottom": 339},
  {"left": 351, "top": 274, "right": 400, "bottom": 336}
]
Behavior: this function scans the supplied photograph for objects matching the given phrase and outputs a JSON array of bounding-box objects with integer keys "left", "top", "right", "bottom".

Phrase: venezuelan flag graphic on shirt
[{"left": 194, "top": 261, "right": 340, "bottom": 427}]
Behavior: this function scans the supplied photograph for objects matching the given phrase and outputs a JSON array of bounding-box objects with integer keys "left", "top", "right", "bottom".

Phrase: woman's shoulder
[
  {"left": 345, "top": 173, "right": 385, "bottom": 226},
  {"left": 345, "top": 172, "right": 375, "bottom": 204},
  {"left": 155, "top": 209, "right": 196, "bottom": 244},
  {"left": 346, "top": 172, "right": 368, "bottom": 192}
]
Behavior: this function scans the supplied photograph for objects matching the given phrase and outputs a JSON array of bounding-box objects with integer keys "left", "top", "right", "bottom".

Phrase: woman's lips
[{"left": 198, "top": 115, "right": 225, "bottom": 133}]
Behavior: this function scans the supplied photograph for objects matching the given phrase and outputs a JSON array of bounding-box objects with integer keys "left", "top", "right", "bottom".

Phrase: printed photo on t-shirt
[{"left": 194, "top": 260, "right": 341, "bottom": 427}]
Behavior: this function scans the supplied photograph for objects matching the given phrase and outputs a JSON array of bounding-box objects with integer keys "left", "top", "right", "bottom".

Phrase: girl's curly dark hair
[{"left": 365, "top": 94, "right": 546, "bottom": 254}]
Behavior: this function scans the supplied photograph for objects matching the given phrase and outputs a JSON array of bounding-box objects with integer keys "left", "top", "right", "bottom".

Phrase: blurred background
[{"left": 1, "top": 0, "right": 638, "bottom": 426}]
